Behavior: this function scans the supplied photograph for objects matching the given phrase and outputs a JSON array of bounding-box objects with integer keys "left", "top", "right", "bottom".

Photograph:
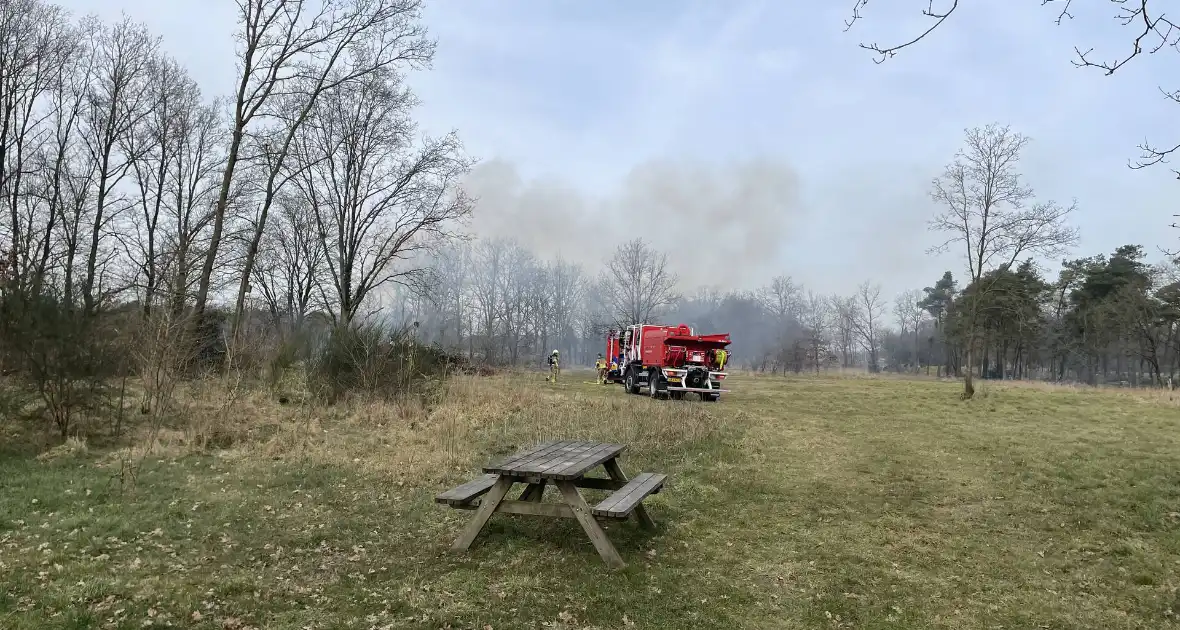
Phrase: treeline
[
  {"left": 0, "top": 0, "right": 467, "bottom": 337},
  {"left": 0, "top": 0, "right": 479, "bottom": 439},
  {"left": 894, "top": 246, "right": 1180, "bottom": 386},
  {"left": 378, "top": 239, "right": 1180, "bottom": 388},
  {"left": 388, "top": 239, "right": 888, "bottom": 372}
]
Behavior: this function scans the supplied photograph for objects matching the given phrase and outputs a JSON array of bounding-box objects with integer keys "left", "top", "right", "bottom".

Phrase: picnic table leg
[
  {"left": 451, "top": 475, "right": 514, "bottom": 552},
  {"left": 519, "top": 479, "right": 546, "bottom": 502},
  {"left": 556, "top": 481, "right": 625, "bottom": 569},
  {"left": 603, "top": 459, "right": 656, "bottom": 529}
]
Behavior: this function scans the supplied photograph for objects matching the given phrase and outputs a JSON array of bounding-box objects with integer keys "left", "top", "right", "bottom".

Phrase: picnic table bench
[{"left": 436, "top": 440, "right": 667, "bottom": 568}]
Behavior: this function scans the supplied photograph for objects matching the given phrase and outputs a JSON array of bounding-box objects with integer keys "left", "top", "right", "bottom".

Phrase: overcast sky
[{"left": 55, "top": 0, "right": 1180, "bottom": 301}]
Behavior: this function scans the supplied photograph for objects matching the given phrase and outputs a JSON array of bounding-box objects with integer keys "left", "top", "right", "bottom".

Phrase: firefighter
[
  {"left": 608, "top": 357, "right": 618, "bottom": 383},
  {"left": 546, "top": 350, "right": 560, "bottom": 382},
  {"left": 594, "top": 354, "right": 607, "bottom": 384},
  {"left": 716, "top": 348, "right": 728, "bottom": 371}
]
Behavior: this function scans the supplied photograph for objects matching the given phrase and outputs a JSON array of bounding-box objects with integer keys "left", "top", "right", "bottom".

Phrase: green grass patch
[{"left": 1, "top": 373, "right": 1178, "bottom": 628}]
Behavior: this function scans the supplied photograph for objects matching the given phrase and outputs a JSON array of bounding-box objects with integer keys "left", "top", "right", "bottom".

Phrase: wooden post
[
  {"left": 556, "top": 481, "right": 625, "bottom": 569},
  {"left": 451, "top": 476, "right": 513, "bottom": 552},
  {"left": 518, "top": 479, "right": 546, "bottom": 502}
]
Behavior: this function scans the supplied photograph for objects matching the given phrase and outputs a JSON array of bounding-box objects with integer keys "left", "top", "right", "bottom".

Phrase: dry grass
[
  {"left": 108, "top": 371, "right": 730, "bottom": 483},
  {"left": 1, "top": 370, "right": 1179, "bottom": 629}
]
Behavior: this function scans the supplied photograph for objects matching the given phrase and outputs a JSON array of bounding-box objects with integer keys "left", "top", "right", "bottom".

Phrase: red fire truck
[{"left": 604, "top": 323, "right": 731, "bottom": 401}]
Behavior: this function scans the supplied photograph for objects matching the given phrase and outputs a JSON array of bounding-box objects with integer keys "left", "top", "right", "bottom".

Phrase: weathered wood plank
[
  {"left": 557, "top": 481, "right": 626, "bottom": 569},
  {"left": 603, "top": 459, "right": 656, "bottom": 529},
  {"left": 503, "top": 442, "right": 626, "bottom": 480},
  {"left": 592, "top": 472, "right": 667, "bottom": 519},
  {"left": 595, "top": 473, "right": 664, "bottom": 515},
  {"left": 452, "top": 499, "right": 576, "bottom": 518},
  {"left": 574, "top": 476, "right": 624, "bottom": 491},
  {"left": 595, "top": 474, "right": 656, "bottom": 515},
  {"left": 452, "top": 500, "right": 628, "bottom": 520},
  {"left": 435, "top": 474, "right": 499, "bottom": 506},
  {"left": 493, "top": 440, "right": 576, "bottom": 473},
  {"left": 450, "top": 476, "right": 514, "bottom": 552},
  {"left": 438, "top": 475, "right": 621, "bottom": 505},
  {"left": 537, "top": 442, "right": 607, "bottom": 478},
  {"left": 518, "top": 479, "right": 546, "bottom": 502},
  {"left": 495, "top": 440, "right": 565, "bottom": 470},
  {"left": 494, "top": 441, "right": 581, "bottom": 476},
  {"left": 481, "top": 441, "right": 629, "bottom": 480},
  {"left": 512, "top": 441, "right": 571, "bottom": 468},
  {"left": 484, "top": 440, "right": 567, "bottom": 474},
  {"left": 506, "top": 475, "right": 624, "bottom": 491},
  {"left": 551, "top": 443, "right": 627, "bottom": 480},
  {"left": 528, "top": 441, "right": 599, "bottom": 477}
]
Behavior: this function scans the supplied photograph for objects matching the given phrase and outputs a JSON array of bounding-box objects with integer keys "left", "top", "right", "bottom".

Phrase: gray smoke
[{"left": 460, "top": 157, "right": 805, "bottom": 288}]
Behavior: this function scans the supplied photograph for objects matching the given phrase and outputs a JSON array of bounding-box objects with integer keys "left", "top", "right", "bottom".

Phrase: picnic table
[{"left": 435, "top": 440, "right": 667, "bottom": 569}]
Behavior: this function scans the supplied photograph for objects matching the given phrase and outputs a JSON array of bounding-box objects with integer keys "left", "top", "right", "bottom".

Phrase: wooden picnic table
[{"left": 435, "top": 440, "right": 667, "bottom": 569}]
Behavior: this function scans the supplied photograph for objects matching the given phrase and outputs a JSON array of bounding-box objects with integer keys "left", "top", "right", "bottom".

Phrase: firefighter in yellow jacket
[
  {"left": 546, "top": 350, "right": 560, "bottom": 382},
  {"left": 594, "top": 354, "right": 607, "bottom": 384}
]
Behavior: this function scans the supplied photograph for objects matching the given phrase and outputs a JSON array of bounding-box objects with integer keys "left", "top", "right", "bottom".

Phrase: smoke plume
[{"left": 460, "top": 157, "right": 805, "bottom": 288}]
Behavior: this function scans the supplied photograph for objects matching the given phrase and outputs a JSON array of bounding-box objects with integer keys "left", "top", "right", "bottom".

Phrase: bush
[
  {"left": 192, "top": 308, "right": 229, "bottom": 372},
  {"left": 0, "top": 290, "right": 130, "bottom": 438},
  {"left": 306, "top": 322, "right": 456, "bottom": 404}
]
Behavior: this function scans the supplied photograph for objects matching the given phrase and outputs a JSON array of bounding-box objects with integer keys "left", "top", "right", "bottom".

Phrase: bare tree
[
  {"left": 893, "top": 288, "right": 926, "bottom": 372},
  {"left": 850, "top": 281, "right": 886, "bottom": 372},
  {"left": 54, "top": 66, "right": 100, "bottom": 307},
  {"left": 830, "top": 294, "right": 860, "bottom": 369},
  {"left": 760, "top": 275, "right": 803, "bottom": 367},
  {"left": 846, "top": 1, "right": 1172, "bottom": 72},
  {"left": 289, "top": 69, "right": 471, "bottom": 326},
  {"left": 194, "top": 0, "right": 435, "bottom": 325},
  {"left": 929, "top": 124, "right": 1078, "bottom": 398},
  {"left": 163, "top": 90, "right": 225, "bottom": 318},
  {"left": 548, "top": 257, "right": 586, "bottom": 358},
  {"left": 471, "top": 237, "right": 508, "bottom": 362},
  {"left": 428, "top": 242, "right": 470, "bottom": 350},
  {"left": 78, "top": 16, "right": 159, "bottom": 316},
  {"left": 524, "top": 261, "right": 552, "bottom": 359},
  {"left": 580, "top": 278, "right": 614, "bottom": 348},
  {"left": 0, "top": 0, "right": 72, "bottom": 292},
  {"left": 761, "top": 275, "right": 802, "bottom": 320},
  {"left": 498, "top": 245, "right": 536, "bottom": 364},
  {"left": 800, "top": 289, "right": 831, "bottom": 373},
  {"left": 845, "top": 2, "right": 1180, "bottom": 190},
  {"left": 230, "top": 0, "right": 439, "bottom": 339},
  {"left": 251, "top": 195, "right": 324, "bottom": 331},
  {"left": 603, "top": 238, "right": 679, "bottom": 326},
  {"left": 123, "top": 55, "right": 194, "bottom": 316},
  {"left": 27, "top": 15, "right": 87, "bottom": 297}
]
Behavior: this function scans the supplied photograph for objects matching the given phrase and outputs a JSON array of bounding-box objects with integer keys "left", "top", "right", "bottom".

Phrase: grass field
[{"left": 2, "top": 371, "right": 1179, "bottom": 629}]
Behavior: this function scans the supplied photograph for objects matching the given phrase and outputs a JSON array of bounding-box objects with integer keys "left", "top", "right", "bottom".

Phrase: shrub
[
  {"left": 306, "top": 322, "right": 455, "bottom": 404},
  {"left": 0, "top": 290, "right": 129, "bottom": 438}
]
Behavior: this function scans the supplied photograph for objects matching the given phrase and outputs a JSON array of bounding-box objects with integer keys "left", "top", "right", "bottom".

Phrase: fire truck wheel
[
  {"left": 625, "top": 369, "right": 640, "bottom": 395},
  {"left": 670, "top": 391, "right": 685, "bottom": 401},
  {"left": 649, "top": 372, "right": 669, "bottom": 399},
  {"left": 701, "top": 393, "right": 719, "bottom": 402}
]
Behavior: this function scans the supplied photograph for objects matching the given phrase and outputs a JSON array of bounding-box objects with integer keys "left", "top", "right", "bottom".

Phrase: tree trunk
[
  {"left": 194, "top": 126, "right": 244, "bottom": 318},
  {"left": 981, "top": 337, "right": 990, "bottom": 382},
  {"left": 962, "top": 344, "right": 976, "bottom": 399}
]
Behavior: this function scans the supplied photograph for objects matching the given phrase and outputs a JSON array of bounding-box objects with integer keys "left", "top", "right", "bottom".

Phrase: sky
[{"left": 55, "top": 0, "right": 1180, "bottom": 304}]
